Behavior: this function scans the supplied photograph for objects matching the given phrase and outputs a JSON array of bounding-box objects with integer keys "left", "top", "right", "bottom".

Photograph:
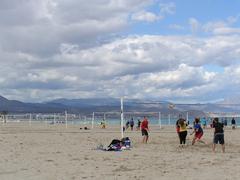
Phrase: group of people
[
  {"left": 132, "top": 115, "right": 232, "bottom": 152},
  {"left": 101, "top": 115, "right": 236, "bottom": 152},
  {"left": 124, "top": 117, "right": 149, "bottom": 143},
  {"left": 209, "top": 117, "right": 236, "bottom": 129},
  {"left": 176, "top": 117, "right": 225, "bottom": 153},
  {"left": 125, "top": 118, "right": 142, "bottom": 131}
]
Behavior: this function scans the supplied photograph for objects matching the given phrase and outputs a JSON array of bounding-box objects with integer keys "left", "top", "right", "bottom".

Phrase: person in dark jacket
[{"left": 212, "top": 117, "right": 225, "bottom": 153}]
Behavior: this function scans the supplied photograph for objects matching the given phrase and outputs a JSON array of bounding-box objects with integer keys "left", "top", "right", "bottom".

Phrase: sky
[{"left": 1, "top": 0, "right": 240, "bottom": 103}]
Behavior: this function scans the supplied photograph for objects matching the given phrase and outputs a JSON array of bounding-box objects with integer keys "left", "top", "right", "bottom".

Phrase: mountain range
[{"left": 0, "top": 95, "right": 240, "bottom": 116}]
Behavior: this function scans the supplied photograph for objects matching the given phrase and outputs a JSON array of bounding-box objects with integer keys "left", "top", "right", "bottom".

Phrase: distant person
[
  {"left": 224, "top": 118, "right": 228, "bottom": 127},
  {"left": 141, "top": 116, "right": 149, "bottom": 143},
  {"left": 178, "top": 118, "right": 188, "bottom": 147},
  {"left": 210, "top": 118, "right": 214, "bottom": 128},
  {"left": 191, "top": 118, "right": 207, "bottom": 145},
  {"left": 100, "top": 120, "right": 106, "bottom": 129},
  {"left": 231, "top": 117, "right": 236, "bottom": 129},
  {"left": 130, "top": 118, "right": 134, "bottom": 131},
  {"left": 202, "top": 117, "right": 207, "bottom": 129},
  {"left": 136, "top": 119, "right": 141, "bottom": 130},
  {"left": 212, "top": 117, "right": 225, "bottom": 153},
  {"left": 125, "top": 120, "right": 130, "bottom": 130}
]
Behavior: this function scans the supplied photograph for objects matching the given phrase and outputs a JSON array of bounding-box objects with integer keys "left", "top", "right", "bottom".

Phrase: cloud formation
[{"left": 1, "top": 0, "right": 240, "bottom": 103}]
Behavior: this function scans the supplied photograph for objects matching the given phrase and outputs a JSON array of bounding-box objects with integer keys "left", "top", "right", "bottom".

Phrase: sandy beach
[{"left": 0, "top": 122, "right": 240, "bottom": 180}]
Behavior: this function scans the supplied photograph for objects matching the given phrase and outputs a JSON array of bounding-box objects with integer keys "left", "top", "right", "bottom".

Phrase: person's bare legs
[
  {"left": 212, "top": 143, "right": 216, "bottom": 153},
  {"left": 192, "top": 137, "right": 196, "bottom": 145},
  {"left": 142, "top": 135, "right": 149, "bottom": 143},
  {"left": 222, "top": 144, "right": 225, "bottom": 153}
]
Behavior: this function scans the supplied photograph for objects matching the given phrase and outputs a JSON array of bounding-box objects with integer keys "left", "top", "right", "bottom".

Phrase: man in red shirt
[{"left": 141, "top": 116, "right": 149, "bottom": 143}]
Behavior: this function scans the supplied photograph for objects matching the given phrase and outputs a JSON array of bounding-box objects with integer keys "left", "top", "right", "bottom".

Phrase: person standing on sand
[
  {"left": 130, "top": 118, "right": 134, "bottom": 131},
  {"left": 178, "top": 118, "right": 188, "bottom": 147},
  {"left": 136, "top": 119, "right": 141, "bottom": 130},
  {"left": 141, "top": 116, "right": 149, "bottom": 143},
  {"left": 202, "top": 117, "right": 207, "bottom": 129},
  {"left": 212, "top": 117, "right": 225, "bottom": 153},
  {"left": 176, "top": 115, "right": 182, "bottom": 141},
  {"left": 231, "top": 117, "right": 236, "bottom": 129}
]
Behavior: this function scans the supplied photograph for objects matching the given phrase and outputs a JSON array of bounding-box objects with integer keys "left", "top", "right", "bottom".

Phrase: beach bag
[{"left": 121, "top": 137, "right": 131, "bottom": 147}]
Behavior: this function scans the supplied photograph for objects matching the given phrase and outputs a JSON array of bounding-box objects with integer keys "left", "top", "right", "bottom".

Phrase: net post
[
  {"left": 159, "top": 112, "right": 162, "bottom": 129},
  {"left": 92, "top": 112, "right": 95, "bottom": 129},
  {"left": 121, "top": 97, "right": 124, "bottom": 138},
  {"left": 29, "top": 113, "right": 32, "bottom": 126},
  {"left": 168, "top": 114, "right": 171, "bottom": 126},
  {"left": 65, "top": 111, "right": 68, "bottom": 128}
]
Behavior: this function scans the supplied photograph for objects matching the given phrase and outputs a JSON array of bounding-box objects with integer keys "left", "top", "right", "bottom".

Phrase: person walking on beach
[
  {"left": 178, "top": 118, "right": 188, "bottom": 147},
  {"left": 130, "top": 118, "right": 134, "bottom": 131},
  {"left": 224, "top": 118, "right": 228, "bottom": 127},
  {"left": 212, "top": 117, "right": 225, "bottom": 153},
  {"left": 141, "top": 116, "right": 149, "bottom": 143},
  {"left": 136, "top": 119, "right": 141, "bottom": 130},
  {"left": 231, "top": 117, "right": 236, "bottom": 129},
  {"left": 125, "top": 120, "right": 130, "bottom": 130},
  {"left": 191, "top": 118, "right": 207, "bottom": 145},
  {"left": 202, "top": 117, "right": 207, "bottom": 129}
]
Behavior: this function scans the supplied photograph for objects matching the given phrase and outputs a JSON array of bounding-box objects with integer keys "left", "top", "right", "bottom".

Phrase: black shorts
[
  {"left": 213, "top": 133, "right": 224, "bottom": 144},
  {"left": 141, "top": 129, "right": 148, "bottom": 136}
]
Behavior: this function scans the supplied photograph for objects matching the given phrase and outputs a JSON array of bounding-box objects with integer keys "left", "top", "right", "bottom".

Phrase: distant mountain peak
[{"left": 0, "top": 95, "right": 9, "bottom": 102}]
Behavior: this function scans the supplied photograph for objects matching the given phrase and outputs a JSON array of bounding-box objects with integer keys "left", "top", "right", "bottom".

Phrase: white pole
[
  {"left": 29, "top": 113, "right": 32, "bottom": 126},
  {"left": 121, "top": 97, "right": 124, "bottom": 138},
  {"left": 92, "top": 112, "right": 95, "bottom": 129},
  {"left": 4, "top": 115, "right": 7, "bottom": 124},
  {"left": 186, "top": 112, "right": 189, "bottom": 123},
  {"left": 168, "top": 114, "right": 171, "bottom": 125},
  {"left": 103, "top": 113, "right": 106, "bottom": 125},
  {"left": 54, "top": 113, "right": 56, "bottom": 125},
  {"left": 65, "top": 111, "right": 68, "bottom": 128},
  {"left": 159, "top": 112, "right": 162, "bottom": 129}
]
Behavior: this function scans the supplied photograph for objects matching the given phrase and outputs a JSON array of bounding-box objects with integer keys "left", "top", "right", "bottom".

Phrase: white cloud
[
  {"left": 0, "top": 0, "right": 153, "bottom": 56},
  {"left": 1, "top": 1, "right": 240, "bottom": 103},
  {"left": 2, "top": 34, "right": 240, "bottom": 102},
  {"left": 159, "top": 2, "right": 176, "bottom": 15},
  {"left": 212, "top": 27, "right": 240, "bottom": 35},
  {"left": 189, "top": 18, "right": 200, "bottom": 34},
  {"left": 194, "top": 15, "right": 240, "bottom": 35},
  {"left": 131, "top": 11, "right": 163, "bottom": 22},
  {"left": 169, "top": 24, "right": 184, "bottom": 30}
]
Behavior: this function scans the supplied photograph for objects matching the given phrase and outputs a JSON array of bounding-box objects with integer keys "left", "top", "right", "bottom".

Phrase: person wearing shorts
[
  {"left": 191, "top": 118, "right": 207, "bottom": 145},
  {"left": 141, "top": 116, "right": 149, "bottom": 143},
  {"left": 212, "top": 117, "right": 225, "bottom": 153}
]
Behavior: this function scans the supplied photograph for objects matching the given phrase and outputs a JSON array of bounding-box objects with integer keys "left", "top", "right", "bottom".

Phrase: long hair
[{"left": 179, "top": 118, "right": 185, "bottom": 127}]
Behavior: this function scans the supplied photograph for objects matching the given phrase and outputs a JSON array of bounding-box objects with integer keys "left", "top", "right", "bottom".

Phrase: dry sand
[{"left": 0, "top": 122, "right": 240, "bottom": 180}]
